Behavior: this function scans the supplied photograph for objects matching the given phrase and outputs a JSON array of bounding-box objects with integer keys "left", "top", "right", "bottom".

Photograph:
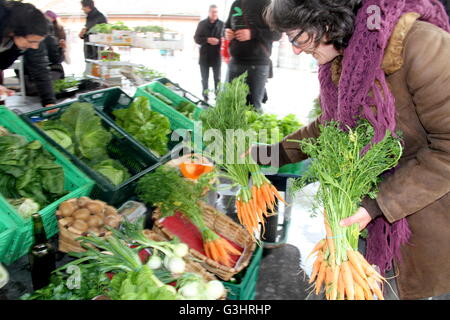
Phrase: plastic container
[
  {"left": 20, "top": 101, "right": 161, "bottom": 207},
  {"left": 79, "top": 87, "right": 196, "bottom": 160},
  {"left": 0, "top": 106, "right": 94, "bottom": 264},
  {"left": 135, "top": 81, "right": 203, "bottom": 131},
  {"left": 118, "top": 200, "right": 147, "bottom": 223},
  {"left": 223, "top": 245, "right": 263, "bottom": 300}
]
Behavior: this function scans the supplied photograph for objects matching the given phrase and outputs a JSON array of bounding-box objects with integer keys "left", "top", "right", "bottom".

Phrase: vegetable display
[
  {"left": 245, "top": 111, "right": 303, "bottom": 144},
  {"left": 53, "top": 77, "right": 80, "bottom": 94},
  {"left": 89, "top": 22, "right": 131, "bottom": 34},
  {"left": 134, "top": 25, "right": 166, "bottom": 34},
  {"left": 201, "top": 74, "right": 287, "bottom": 240},
  {"left": 144, "top": 87, "right": 197, "bottom": 120},
  {"left": 23, "top": 218, "right": 225, "bottom": 300},
  {"left": 294, "top": 121, "right": 402, "bottom": 300},
  {"left": 134, "top": 66, "right": 165, "bottom": 82},
  {"left": 39, "top": 102, "right": 130, "bottom": 186},
  {"left": 0, "top": 132, "right": 66, "bottom": 210},
  {"left": 112, "top": 96, "right": 171, "bottom": 157},
  {"left": 136, "top": 166, "right": 242, "bottom": 267}
]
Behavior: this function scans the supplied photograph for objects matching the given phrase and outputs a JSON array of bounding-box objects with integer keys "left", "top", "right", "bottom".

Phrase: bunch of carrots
[
  {"left": 307, "top": 211, "right": 385, "bottom": 300},
  {"left": 202, "top": 229, "right": 242, "bottom": 267},
  {"left": 234, "top": 164, "right": 287, "bottom": 239},
  {"left": 201, "top": 75, "right": 289, "bottom": 241}
]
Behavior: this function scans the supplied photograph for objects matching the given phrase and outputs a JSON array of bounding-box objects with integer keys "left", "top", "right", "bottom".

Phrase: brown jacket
[{"left": 262, "top": 15, "right": 450, "bottom": 299}]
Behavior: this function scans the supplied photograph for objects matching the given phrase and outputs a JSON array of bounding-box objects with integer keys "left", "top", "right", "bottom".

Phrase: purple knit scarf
[{"left": 318, "top": 0, "right": 450, "bottom": 274}]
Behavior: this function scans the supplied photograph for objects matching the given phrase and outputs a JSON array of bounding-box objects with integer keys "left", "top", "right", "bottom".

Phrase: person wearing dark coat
[
  {"left": 224, "top": 0, "right": 281, "bottom": 113},
  {"left": 194, "top": 5, "right": 224, "bottom": 102},
  {"left": 79, "top": 0, "right": 107, "bottom": 60},
  {"left": 0, "top": 0, "right": 56, "bottom": 107}
]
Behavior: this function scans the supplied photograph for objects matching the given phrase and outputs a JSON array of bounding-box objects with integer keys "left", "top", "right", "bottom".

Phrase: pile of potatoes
[{"left": 57, "top": 197, "right": 122, "bottom": 237}]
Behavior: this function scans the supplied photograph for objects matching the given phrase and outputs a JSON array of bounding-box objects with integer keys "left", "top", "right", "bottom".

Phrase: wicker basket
[
  {"left": 152, "top": 202, "right": 256, "bottom": 281},
  {"left": 58, "top": 219, "right": 113, "bottom": 253},
  {"left": 142, "top": 229, "right": 218, "bottom": 283}
]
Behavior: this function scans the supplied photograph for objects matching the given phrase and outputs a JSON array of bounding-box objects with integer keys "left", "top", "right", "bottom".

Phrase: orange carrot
[
  {"left": 307, "top": 239, "right": 325, "bottom": 261},
  {"left": 315, "top": 262, "right": 327, "bottom": 295},
  {"left": 341, "top": 261, "right": 355, "bottom": 300},
  {"left": 221, "top": 239, "right": 242, "bottom": 256},
  {"left": 354, "top": 251, "right": 384, "bottom": 281},
  {"left": 329, "top": 265, "right": 340, "bottom": 300},
  {"left": 270, "top": 184, "right": 288, "bottom": 205},
  {"left": 349, "top": 262, "right": 372, "bottom": 297},
  {"left": 338, "top": 269, "right": 345, "bottom": 300},
  {"left": 263, "top": 183, "right": 276, "bottom": 208},
  {"left": 325, "top": 265, "right": 334, "bottom": 300},
  {"left": 215, "top": 240, "right": 231, "bottom": 266},
  {"left": 347, "top": 250, "right": 368, "bottom": 281},
  {"left": 368, "top": 276, "right": 385, "bottom": 300},
  {"left": 354, "top": 283, "right": 365, "bottom": 300},
  {"left": 309, "top": 252, "right": 323, "bottom": 284},
  {"left": 208, "top": 241, "right": 219, "bottom": 263}
]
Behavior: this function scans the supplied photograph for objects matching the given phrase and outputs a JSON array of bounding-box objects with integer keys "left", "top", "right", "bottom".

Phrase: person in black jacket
[
  {"left": 79, "top": 0, "right": 107, "bottom": 60},
  {"left": 194, "top": 5, "right": 224, "bottom": 102},
  {"left": 0, "top": 0, "right": 56, "bottom": 107},
  {"left": 23, "top": 25, "right": 66, "bottom": 97},
  {"left": 225, "top": 0, "right": 281, "bottom": 113}
]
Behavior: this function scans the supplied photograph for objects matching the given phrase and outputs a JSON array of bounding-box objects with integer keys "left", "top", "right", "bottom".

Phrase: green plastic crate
[
  {"left": 78, "top": 87, "right": 192, "bottom": 161},
  {"left": 260, "top": 160, "right": 307, "bottom": 177},
  {"left": 0, "top": 213, "right": 16, "bottom": 263},
  {"left": 20, "top": 101, "right": 162, "bottom": 207},
  {"left": 223, "top": 245, "right": 263, "bottom": 300},
  {"left": 0, "top": 106, "right": 94, "bottom": 264},
  {"left": 136, "top": 81, "right": 203, "bottom": 131}
]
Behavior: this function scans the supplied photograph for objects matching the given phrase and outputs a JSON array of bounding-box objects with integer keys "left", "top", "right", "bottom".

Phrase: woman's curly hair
[{"left": 265, "top": 0, "right": 363, "bottom": 50}]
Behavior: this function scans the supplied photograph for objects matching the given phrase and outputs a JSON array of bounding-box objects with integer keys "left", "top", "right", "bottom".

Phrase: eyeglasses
[{"left": 287, "top": 30, "right": 304, "bottom": 49}]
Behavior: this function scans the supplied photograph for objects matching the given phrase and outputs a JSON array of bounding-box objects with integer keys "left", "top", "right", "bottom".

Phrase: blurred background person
[
  {"left": 194, "top": 4, "right": 224, "bottom": 102},
  {"left": 225, "top": 0, "right": 281, "bottom": 113},
  {"left": 79, "top": 0, "right": 107, "bottom": 60},
  {"left": 0, "top": 0, "right": 56, "bottom": 107}
]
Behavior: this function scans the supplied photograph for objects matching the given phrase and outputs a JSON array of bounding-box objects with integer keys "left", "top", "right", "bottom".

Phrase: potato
[
  {"left": 87, "top": 215, "right": 102, "bottom": 228},
  {"left": 88, "top": 227, "right": 100, "bottom": 236},
  {"left": 86, "top": 201, "right": 105, "bottom": 215},
  {"left": 68, "top": 226, "right": 84, "bottom": 235},
  {"left": 104, "top": 215, "right": 121, "bottom": 229},
  {"left": 73, "top": 208, "right": 90, "bottom": 221},
  {"left": 60, "top": 201, "right": 78, "bottom": 217},
  {"left": 104, "top": 205, "right": 118, "bottom": 217},
  {"left": 77, "top": 196, "right": 91, "bottom": 208},
  {"left": 96, "top": 210, "right": 105, "bottom": 220},
  {"left": 56, "top": 210, "right": 63, "bottom": 218},
  {"left": 71, "top": 219, "right": 89, "bottom": 233},
  {"left": 59, "top": 217, "right": 74, "bottom": 227}
]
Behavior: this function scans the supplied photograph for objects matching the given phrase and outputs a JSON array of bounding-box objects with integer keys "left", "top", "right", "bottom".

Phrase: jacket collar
[{"left": 381, "top": 12, "right": 420, "bottom": 75}]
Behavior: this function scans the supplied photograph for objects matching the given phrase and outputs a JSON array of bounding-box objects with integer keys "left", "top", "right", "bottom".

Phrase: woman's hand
[
  {"left": 0, "top": 85, "right": 15, "bottom": 99},
  {"left": 340, "top": 207, "right": 372, "bottom": 231}
]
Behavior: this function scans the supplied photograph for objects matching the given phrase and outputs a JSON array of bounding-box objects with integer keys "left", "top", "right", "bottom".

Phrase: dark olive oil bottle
[{"left": 29, "top": 213, "right": 56, "bottom": 290}]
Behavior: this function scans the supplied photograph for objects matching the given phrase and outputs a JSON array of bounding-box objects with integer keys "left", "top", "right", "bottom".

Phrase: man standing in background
[
  {"left": 78, "top": 0, "right": 107, "bottom": 60},
  {"left": 225, "top": 0, "right": 281, "bottom": 113},
  {"left": 194, "top": 5, "right": 224, "bottom": 102}
]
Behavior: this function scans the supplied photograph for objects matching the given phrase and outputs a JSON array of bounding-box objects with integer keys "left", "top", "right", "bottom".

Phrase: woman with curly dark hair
[{"left": 255, "top": 0, "right": 450, "bottom": 299}]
